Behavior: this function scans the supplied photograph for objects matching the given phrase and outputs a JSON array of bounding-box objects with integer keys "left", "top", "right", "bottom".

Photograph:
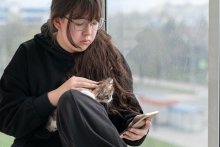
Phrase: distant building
[
  {"left": 0, "top": 7, "right": 8, "bottom": 25},
  {"left": 0, "top": 0, "right": 50, "bottom": 25},
  {"left": 20, "top": 7, "right": 49, "bottom": 24},
  {"left": 0, "top": 0, "right": 8, "bottom": 25}
]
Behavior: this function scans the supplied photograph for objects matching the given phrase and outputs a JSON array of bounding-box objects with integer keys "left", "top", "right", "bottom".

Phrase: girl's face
[{"left": 54, "top": 16, "right": 98, "bottom": 53}]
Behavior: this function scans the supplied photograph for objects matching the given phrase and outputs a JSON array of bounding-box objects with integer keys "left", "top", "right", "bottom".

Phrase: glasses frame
[{"left": 64, "top": 16, "right": 105, "bottom": 31}]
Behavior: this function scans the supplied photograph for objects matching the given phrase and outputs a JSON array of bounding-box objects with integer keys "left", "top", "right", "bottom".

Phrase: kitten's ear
[{"left": 107, "top": 77, "right": 113, "bottom": 84}]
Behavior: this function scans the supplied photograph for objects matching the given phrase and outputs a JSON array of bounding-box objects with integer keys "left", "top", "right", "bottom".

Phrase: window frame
[{"left": 209, "top": 0, "right": 220, "bottom": 146}]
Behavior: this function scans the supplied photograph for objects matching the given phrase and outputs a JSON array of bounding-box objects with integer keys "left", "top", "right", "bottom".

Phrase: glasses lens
[
  {"left": 74, "top": 19, "right": 88, "bottom": 31},
  {"left": 96, "top": 18, "right": 104, "bottom": 30},
  {"left": 73, "top": 18, "right": 105, "bottom": 31}
]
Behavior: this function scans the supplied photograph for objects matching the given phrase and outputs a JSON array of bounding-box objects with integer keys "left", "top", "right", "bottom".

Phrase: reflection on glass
[{"left": 107, "top": 0, "right": 208, "bottom": 147}]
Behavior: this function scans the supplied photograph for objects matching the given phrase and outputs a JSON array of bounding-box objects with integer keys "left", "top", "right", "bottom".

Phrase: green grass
[
  {"left": 0, "top": 133, "right": 14, "bottom": 147},
  {"left": 139, "top": 136, "right": 180, "bottom": 147},
  {"left": 0, "top": 132, "right": 180, "bottom": 147}
]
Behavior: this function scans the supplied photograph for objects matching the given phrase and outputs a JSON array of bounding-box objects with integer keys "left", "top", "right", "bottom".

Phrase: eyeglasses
[{"left": 64, "top": 16, "right": 105, "bottom": 31}]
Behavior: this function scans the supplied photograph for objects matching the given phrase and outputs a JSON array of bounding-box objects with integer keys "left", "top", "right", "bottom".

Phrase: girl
[{"left": 0, "top": 0, "right": 151, "bottom": 146}]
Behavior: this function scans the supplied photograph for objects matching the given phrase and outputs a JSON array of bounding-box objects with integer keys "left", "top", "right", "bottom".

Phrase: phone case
[{"left": 119, "top": 111, "right": 159, "bottom": 138}]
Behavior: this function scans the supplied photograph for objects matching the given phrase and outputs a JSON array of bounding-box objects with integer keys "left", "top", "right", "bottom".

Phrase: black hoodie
[{"left": 0, "top": 26, "right": 146, "bottom": 146}]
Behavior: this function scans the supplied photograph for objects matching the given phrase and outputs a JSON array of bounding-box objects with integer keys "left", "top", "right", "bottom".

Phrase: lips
[{"left": 80, "top": 40, "right": 90, "bottom": 44}]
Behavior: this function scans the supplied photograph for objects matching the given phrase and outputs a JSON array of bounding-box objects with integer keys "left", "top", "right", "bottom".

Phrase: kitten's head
[{"left": 92, "top": 77, "right": 114, "bottom": 103}]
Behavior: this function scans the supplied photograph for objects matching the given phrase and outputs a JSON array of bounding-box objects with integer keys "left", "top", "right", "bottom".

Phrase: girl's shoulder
[{"left": 19, "top": 33, "right": 50, "bottom": 55}]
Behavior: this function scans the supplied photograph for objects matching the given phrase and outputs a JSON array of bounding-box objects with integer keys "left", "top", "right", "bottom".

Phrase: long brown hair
[{"left": 46, "top": 0, "right": 141, "bottom": 115}]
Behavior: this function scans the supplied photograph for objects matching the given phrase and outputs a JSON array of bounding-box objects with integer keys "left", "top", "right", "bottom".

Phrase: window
[
  {"left": 106, "top": 0, "right": 212, "bottom": 146},
  {"left": 0, "top": 0, "right": 219, "bottom": 146},
  {"left": 0, "top": 0, "right": 51, "bottom": 145}
]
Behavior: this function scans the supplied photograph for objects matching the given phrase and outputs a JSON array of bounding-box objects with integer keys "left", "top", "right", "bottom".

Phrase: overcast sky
[
  {"left": 108, "top": 0, "right": 208, "bottom": 14},
  {"left": 5, "top": 0, "right": 208, "bottom": 14},
  {"left": 6, "top": 0, "right": 208, "bottom": 7}
]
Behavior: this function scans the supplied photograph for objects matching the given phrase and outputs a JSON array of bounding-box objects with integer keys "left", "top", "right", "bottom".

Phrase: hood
[{"left": 34, "top": 23, "right": 74, "bottom": 60}]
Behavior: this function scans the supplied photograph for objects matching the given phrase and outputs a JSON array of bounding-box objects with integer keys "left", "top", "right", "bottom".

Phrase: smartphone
[{"left": 119, "top": 111, "right": 159, "bottom": 138}]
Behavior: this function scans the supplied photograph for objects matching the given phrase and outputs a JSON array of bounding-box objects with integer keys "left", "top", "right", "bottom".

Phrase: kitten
[{"left": 46, "top": 77, "right": 114, "bottom": 132}]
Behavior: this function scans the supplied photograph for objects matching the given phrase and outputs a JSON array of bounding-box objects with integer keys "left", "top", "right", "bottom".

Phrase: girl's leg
[{"left": 56, "top": 90, "right": 127, "bottom": 147}]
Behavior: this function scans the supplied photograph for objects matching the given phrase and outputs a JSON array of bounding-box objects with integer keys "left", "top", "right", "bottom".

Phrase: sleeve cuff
[{"left": 33, "top": 93, "right": 55, "bottom": 118}]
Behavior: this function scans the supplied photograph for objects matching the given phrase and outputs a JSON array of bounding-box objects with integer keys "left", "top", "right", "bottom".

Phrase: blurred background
[
  {"left": 0, "top": 0, "right": 208, "bottom": 147},
  {"left": 107, "top": 0, "right": 208, "bottom": 147}
]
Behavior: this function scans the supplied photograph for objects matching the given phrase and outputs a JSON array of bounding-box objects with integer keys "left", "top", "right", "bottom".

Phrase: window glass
[
  {"left": 107, "top": 0, "right": 208, "bottom": 147},
  {"left": 0, "top": 0, "right": 51, "bottom": 144},
  {"left": 0, "top": 0, "right": 210, "bottom": 146},
  {"left": 0, "top": 0, "right": 51, "bottom": 75}
]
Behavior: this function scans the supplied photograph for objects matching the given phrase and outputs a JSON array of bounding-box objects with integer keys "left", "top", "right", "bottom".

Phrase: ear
[{"left": 53, "top": 17, "right": 62, "bottom": 30}]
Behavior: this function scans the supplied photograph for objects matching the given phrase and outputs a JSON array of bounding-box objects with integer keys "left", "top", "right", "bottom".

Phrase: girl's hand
[
  {"left": 60, "top": 76, "right": 98, "bottom": 91},
  {"left": 48, "top": 76, "right": 98, "bottom": 106},
  {"left": 122, "top": 115, "right": 152, "bottom": 141}
]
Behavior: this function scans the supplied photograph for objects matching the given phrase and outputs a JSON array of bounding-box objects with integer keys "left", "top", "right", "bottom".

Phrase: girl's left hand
[{"left": 122, "top": 115, "right": 152, "bottom": 141}]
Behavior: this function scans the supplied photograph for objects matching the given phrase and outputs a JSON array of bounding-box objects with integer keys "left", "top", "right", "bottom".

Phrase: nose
[{"left": 82, "top": 23, "right": 93, "bottom": 35}]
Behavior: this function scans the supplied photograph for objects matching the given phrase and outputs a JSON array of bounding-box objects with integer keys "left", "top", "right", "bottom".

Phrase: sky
[
  {"left": 107, "top": 0, "right": 208, "bottom": 14},
  {"left": 5, "top": 0, "right": 208, "bottom": 7},
  {"left": 20, "top": 0, "right": 51, "bottom": 8},
  {"left": 4, "top": 0, "right": 208, "bottom": 14}
]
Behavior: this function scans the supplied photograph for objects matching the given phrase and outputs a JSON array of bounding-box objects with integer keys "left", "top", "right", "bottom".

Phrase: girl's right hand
[{"left": 48, "top": 76, "right": 98, "bottom": 106}]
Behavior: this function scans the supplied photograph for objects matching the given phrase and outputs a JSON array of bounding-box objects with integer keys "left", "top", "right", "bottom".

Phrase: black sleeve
[
  {"left": 109, "top": 53, "right": 147, "bottom": 146},
  {"left": 0, "top": 44, "right": 55, "bottom": 138}
]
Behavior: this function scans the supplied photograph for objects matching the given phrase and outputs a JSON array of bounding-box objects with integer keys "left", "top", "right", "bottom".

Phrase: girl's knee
[{"left": 57, "top": 89, "right": 77, "bottom": 106}]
